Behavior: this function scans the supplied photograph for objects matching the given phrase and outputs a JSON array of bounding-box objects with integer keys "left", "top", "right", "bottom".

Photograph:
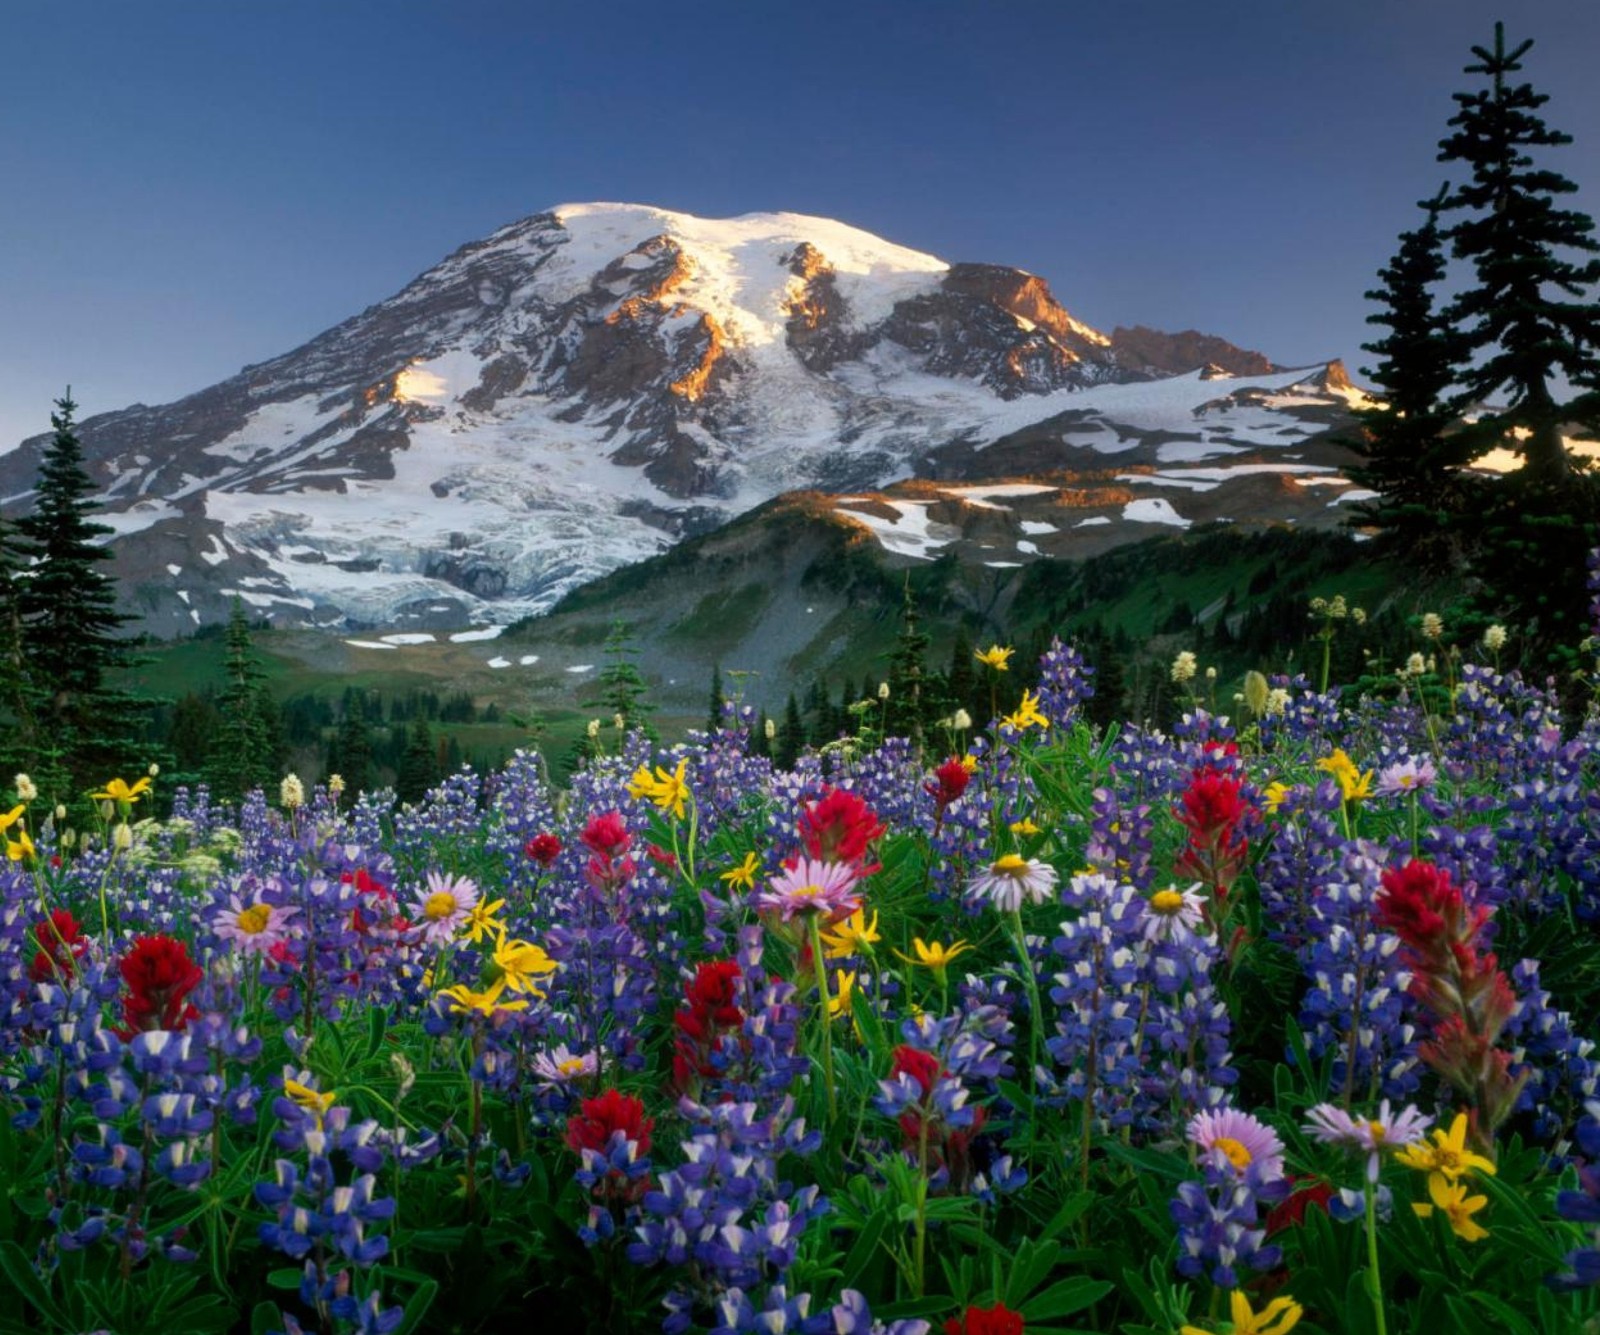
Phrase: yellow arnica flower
[
  {"left": 1003, "top": 689, "right": 1048, "bottom": 732},
  {"left": 1180, "top": 1290, "right": 1302, "bottom": 1335},
  {"left": 0, "top": 804, "right": 25, "bottom": 834},
  {"left": 283, "top": 1078, "right": 337, "bottom": 1125},
  {"left": 627, "top": 757, "right": 691, "bottom": 822},
  {"left": 826, "top": 969, "right": 857, "bottom": 1021},
  {"left": 94, "top": 777, "right": 152, "bottom": 805},
  {"left": 493, "top": 935, "right": 558, "bottom": 996},
  {"left": 1262, "top": 781, "right": 1293, "bottom": 814},
  {"left": 1317, "top": 749, "right": 1373, "bottom": 802},
  {"left": 1395, "top": 1112, "right": 1496, "bottom": 1182},
  {"left": 1413, "top": 1172, "right": 1490, "bottom": 1242},
  {"left": 461, "top": 897, "right": 507, "bottom": 945},
  {"left": 1008, "top": 817, "right": 1041, "bottom": 837},
  {"left": 7, "top": 829, "right": 34, "bottom": 862},
  {"left": 719, "top": 852, "right": 761, "bottom": 892},
  {"left": 438, "top": 978, "right": 529, "bottom": 1016},
  {"left": 975, "top": 644, "right": 1014, "bottom": 671},
  {"left": 894, "top": 937, "right": 974, "bottom": 975},
  {"left": 820, "top": 907, "right": 881, "bottom": 959}
]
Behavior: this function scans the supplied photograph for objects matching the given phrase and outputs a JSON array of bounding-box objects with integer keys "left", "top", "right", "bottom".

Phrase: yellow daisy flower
[
  {"left": 974, "top": 644, "right": 1015, "bottom": 671},
  {"left": 719, "top": 851, "right": 761, "bottom": 892},
  {"left": 819, "top": 907, "right": 881, "bottom": 958},
  {"left": 627, "top": 757, "right": 691, "bottom": 821}
]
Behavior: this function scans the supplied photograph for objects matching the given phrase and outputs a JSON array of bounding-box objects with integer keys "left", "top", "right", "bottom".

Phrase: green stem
[
  {"left": 913, "top": 1112, "right": 930, "bottom": 1297},
  {"left": 1009, "top": 909, "right": 1041, "bottom": 1095},
  {"left": 808, "top": 914, "right": 837, "bottom": 1122},
  {"left": 1365, "top": 1176, "right": 1388, "bottom": 1335}
]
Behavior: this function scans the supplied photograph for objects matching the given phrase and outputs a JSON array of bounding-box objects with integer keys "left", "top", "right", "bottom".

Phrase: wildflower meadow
[{"left": 4, "top": 608, "right": 1600, "bottom": 1335}]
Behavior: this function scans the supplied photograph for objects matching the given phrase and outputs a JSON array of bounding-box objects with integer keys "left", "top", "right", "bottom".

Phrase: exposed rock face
[
  {"left": 0, "top": 203, "right": 1342, "bottom": 634},
  {"left": 1109, "top": 325, "right": 1277, "bottom": 377}
]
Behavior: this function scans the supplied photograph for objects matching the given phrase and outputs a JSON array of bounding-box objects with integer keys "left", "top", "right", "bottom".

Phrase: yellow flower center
[
  {"left": 793, "top": 884, "right": 823, "bottom": 898},
  {"left": 236, "top": 903, "right": 273, "bottom": 935},
  {"left": 1151, "top": 889, "right": 1186, "bottom": 914},
  {"left": 423, "top": 891, "right": 457, "bottom": 920},
  {"left": 557, "top": 1057, "right": 587, "bottom": 1076},
  {"left": 1369, "top": 1121, "right": 1389, "bottom": 1143},
  {"left": 1212, "top": 1136, "right": 1253, "bottom": 1171},
  {"left": 992, "top": 854, "right": 1029, "bottom": 875}
]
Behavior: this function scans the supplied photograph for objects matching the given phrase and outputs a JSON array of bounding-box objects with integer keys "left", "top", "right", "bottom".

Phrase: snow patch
[
  {"left": 449, "top": 627, "right": 505, "bottom": 643},
  {"left": 1122, "top": 498, "right": 1191, "bottom": 528}
]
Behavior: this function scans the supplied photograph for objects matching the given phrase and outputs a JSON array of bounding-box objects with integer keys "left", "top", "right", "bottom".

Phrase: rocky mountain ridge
[{"left": 0, "top": 203, "right": 1362, "bottom": 635}]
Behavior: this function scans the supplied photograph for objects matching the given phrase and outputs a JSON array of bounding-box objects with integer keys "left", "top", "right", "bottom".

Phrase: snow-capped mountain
[{"left": 0, "top": 203, "right": 1365, "bottom": 633}]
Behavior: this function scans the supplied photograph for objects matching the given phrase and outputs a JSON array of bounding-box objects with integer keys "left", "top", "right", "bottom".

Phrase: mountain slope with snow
[{"left": 0, "top": 204, "right": 1358, "bottom": 633}]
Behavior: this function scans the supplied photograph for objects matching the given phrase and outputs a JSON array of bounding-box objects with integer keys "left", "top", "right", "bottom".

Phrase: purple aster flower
[
  {"left": 1142, "top": 884, "right": 1207, "bottom": 944},
  {"left": 1187, "top": 1107, "right": 1285, "bottom": 1180},
  {"left": 1304, "top": 1100, "right": 1431, "bottom": 1182},
  {"left": 212, "top": 894, "right": 300, "bottom": 955},
  {"left": 754, "top": 859, "right": 862, "bottom": 921},
  {"left": 410, "top": 872, "right": 478, "bottom": 945},
  {"left": 967, "top": 854, "right": 1058, "bottom": 913},
  {"left": 1373, "top": 757, "right": 1437, "bottom": 799}
]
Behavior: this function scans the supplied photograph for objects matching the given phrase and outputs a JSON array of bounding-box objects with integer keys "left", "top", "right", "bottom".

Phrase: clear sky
[{"left": 4, "top": 0, "right": 1599, "bottom": 450}]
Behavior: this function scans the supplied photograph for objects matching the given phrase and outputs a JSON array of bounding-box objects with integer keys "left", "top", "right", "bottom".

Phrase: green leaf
[
  {"left": 391, "top": 1278, "right": 439, "bottom": 1335},
  {"left": 251, "top": 1302, "right": 285, "bottom": 1335},
  {"left": 364, "top": 1004, "right": 388, "bottom": 1061},
  {"left": 1020, "top": 1276, "right": 1113, "bottom": 1321},
  {"left": 0, "top": 1241, "right": 66, "bottom": 1325},
  {"left": 840, "top": 1208, "right": 887, "bottom": 1289},
  {"left": 266, "top": 1267, "right": 304, "bottom": 1291}
]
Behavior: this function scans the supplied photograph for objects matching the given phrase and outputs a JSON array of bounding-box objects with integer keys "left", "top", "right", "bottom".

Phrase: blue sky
[{"left": 3, "top": 0, "right": 1598, "bottom": 449}]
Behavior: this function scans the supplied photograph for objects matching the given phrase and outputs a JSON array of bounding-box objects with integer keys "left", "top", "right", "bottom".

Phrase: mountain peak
[{"left": 0, "top": 205, "right": 1353, "bottom": 635}]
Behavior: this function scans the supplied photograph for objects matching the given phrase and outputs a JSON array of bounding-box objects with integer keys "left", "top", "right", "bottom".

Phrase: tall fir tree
[
  {"left": 598, "top": 620, "right": 655, "bottom": 736},
  {"left": 14, "top": 392, "right": 142, "bottom": 793},
  {"left": 1437, "top": 23, "right": 1600, "bottom": 481},
  {"left": 706, "top": 663, "right": 724, "bottom": 735},
  {"left": 396, "top": 720, "right": 439, "bottom": 804},
  {"left": 1350, "top": 187, "right": 1475, "bottom": 561},
  {"left": 884, "top": 576, "right": 930, "bottom": 748},
  {"left": 205, "top": 598, "right": 275, "bottom": 800},
  {"left": 1434, "top": 23, "right": 1600, "bottom": 671},
  {"left": 0, "top": 511, "right": 34, "bottom": 761}
]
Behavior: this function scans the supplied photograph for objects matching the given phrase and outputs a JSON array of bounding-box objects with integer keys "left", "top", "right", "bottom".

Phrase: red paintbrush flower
[
  {"left": 798, "top": 788, "right": 884, "bottom": 868},
  {"left": 525, "top": 832, "right": 562, "bottom": 865},
  {"left": 944, "top": 1302, "right": 1025, "bottom": 1335},
  {"left": 564, "top": 1088, "right": 654, "bottom": 1157},
  {"left": 119, "top": 934, "right": 203, "bottom": 1033},
  {"left": 29, "top": 909, "right": 87, "bottom": 982},
  {"left": 580, "top": 812, "right": 631, "bottom": 860},
  {"left": 925, "top": 757, "right": 971, "bottom": 809}
]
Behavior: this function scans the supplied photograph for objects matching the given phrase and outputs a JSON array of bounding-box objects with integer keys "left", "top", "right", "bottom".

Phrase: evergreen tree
[
  {"left": 884, "top": 577, "right": 930, "bottom": 747},
  {"left": 14, "top": 392, "right": 142, "bottom": 791},
  {"left": 776, "top": 692, "right": 804, "bottom": 770},
  {"left": 205, "top": 598, "right": 275, "bottom": 800},
  {"left": 1434, "top": 24, "right": 1600, "bottom": 673},
  {"left": 168, "top": 691, "right": 220, "bottom": 783},
  {"left": 1437, "top": 23, "right": 1600, "bottom": 483},
  {"left": 707, "top": 663, "right": 724, "bottom": 735},
  {"left": 946, "top": 626, "right": 978, "bottom": 724},
  {"left": 331, "top": 699, "right": 373, "bottom": 796},
  {"left": 0, "top": 512, "right": 34, "bottom": 764},
  {"left": 396, "top": 720, "right": 439, "bottom": 804},
  {"left": 1350, "top": 187, "right": 1475, "bottom": 559},
  {"left": 598, "top": 620, "right": 655, "bottom": 735}
]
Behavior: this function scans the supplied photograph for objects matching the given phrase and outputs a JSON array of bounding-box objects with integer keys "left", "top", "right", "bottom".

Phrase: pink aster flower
[
  {"left": 1188, "top": 1106, "right": 1285, "bottom": 1180},
  {"left": 1374, "top": 757, "right": 1437, "bottom": 799},
  {"left": 754, "top": 858, "right": 863, "bottom": 921},
  {"left": 1304, "top": 1100, "right": 1432, "bottom": 1182},
  {"left": 967, "top": 854, "right": 1059, "bottom": 913},
  {"left": 411, "top": 871, "right": 479, "bottom": 945},
  {"left": 532, "top": 1044, "right": 599, "bottom": 1088},
  {"left": 1142, "top": 883, "right": 1207, "bottom": 943},
  {"left": 212, "top": 893, "right": 299, "bottom": 955}
]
